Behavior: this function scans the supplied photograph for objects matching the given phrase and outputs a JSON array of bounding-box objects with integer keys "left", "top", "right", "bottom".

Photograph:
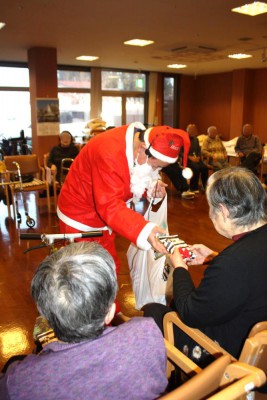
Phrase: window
[
  {"left": 163, "top": 75, "right": 180, "bottom": 127},
  {"left": 126, "top": 97, "right": 145, "bottom": 124},
  {"left": 102, "top": 96, "right": 122, "bottom": 127},
  {"left": 57, "top": 69, "right": 91, "bottom": 141},
  {"left": 0, "top": 66, "right": 31, "bottom": 139},
  {"left": 101, "top": 71, "right": 145, "bottom": 92},
  {"left": 101, "top": 70, "right": 147, "bottom": 126}
]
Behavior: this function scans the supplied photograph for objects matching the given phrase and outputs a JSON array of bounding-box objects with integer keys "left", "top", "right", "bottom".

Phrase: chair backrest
[
  {"left": 163, "top": 312, "right": 230, "bottom": 366},
  {"left": 4, "top": 154, "right": 41, "bottom": 176},
  {"left": 160, "top": 354, "right": 231, "bottom": 400},
  {"left": 163, "top": 313, "right": 267, "bottom": 399},
  {"left": 208, "top": 362, "right": 266, "bottom": 400},
  {"left": 239, "top": 330, "right": 267, "bottom": 373},
  {"left": 248, "top": 321, "right": 267, "bottom": 338}
]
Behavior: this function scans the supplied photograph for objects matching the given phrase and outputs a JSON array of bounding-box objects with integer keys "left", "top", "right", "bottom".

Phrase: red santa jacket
[{"left": 57, "top": 123, "right": 155, "bottom": 249}]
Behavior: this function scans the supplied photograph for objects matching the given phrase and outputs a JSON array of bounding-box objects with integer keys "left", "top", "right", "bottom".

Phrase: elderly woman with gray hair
[
  {"left": 144, "top": 166, "right": 267, "bottom": 364},
  {"left": 0, "top": 242, "right": 168, "bottom": 400}
]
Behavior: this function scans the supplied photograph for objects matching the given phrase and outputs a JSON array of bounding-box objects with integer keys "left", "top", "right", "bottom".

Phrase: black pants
[
  {"left": 240, "top": 152, "right": 261, "bottom": 173},
  {"left": 143, "top": 303, "right": 214, "bottom": 367},
  {"left": 187, "top": 159, "right": 209, "bottom": 191},
  {"left": 162, "top": 164, "right": 189, "bottom": 193}
]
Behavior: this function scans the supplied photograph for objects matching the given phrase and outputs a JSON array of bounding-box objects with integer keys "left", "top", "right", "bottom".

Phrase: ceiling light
[
  {"left": 124, "top": 39, "right": 154, "bottom": 47},
  {"left": 232, "top": 2, "right": 267, "bottom": 16},
  {"left": 228, "top": 53, "right": 252, "bottom": 59},
  {"left": 76, "top": 55, "right": 99, "bottom": 61},
  {"left": 0, "top": 22, "right": 6, "bottom": 30},
  {"left": 167, "top": 64, "right": 187, "bottom": 69}
]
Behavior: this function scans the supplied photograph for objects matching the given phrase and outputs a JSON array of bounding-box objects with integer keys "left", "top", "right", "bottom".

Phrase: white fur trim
[
  {"left": 57, "top": 207, "right": 110, "bottom": 232},
  {"left": 136, "top": 222, "right": 156, "bottom": 250}
]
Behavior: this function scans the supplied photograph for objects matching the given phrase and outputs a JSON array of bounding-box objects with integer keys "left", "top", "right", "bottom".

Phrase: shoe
[{"left": 181, "top": 191, "right": 195, "bottom": 199}]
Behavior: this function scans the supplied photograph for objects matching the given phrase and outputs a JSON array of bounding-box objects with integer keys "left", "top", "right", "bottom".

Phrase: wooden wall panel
[
  {"left": 193, "top": 73, "right": 232, "bottom": 140},
  {"left": 251, "top": 69, "right": 267, "bottom": 143}
]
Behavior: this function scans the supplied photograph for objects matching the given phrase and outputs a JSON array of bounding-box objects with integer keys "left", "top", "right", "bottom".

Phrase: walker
[{"left": 12, "top": 161, "right": 35, "bottom": 227}]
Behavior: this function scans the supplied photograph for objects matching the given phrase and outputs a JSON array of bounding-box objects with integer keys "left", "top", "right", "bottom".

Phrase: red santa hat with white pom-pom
[{"left": 144, "top": 126, "right": 193, "bottom": 179}]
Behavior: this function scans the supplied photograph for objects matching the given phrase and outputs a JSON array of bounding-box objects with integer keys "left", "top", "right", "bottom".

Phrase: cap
[
  {"left": 84, "top": 118, "right": 106, "bottom": 132},
  {"left": 144, "top": 126, "right": 191, "bottom": 166}
]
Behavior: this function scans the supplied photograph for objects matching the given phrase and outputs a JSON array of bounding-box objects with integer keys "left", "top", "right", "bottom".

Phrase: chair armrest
[
  {"left": 209, "top": 362, "right": 266, "bottom": 400},
  {"left": 163, "top": 312, "right": 235, "bottom": 361}
]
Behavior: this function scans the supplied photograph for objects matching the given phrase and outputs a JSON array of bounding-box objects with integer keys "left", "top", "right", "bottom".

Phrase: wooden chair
[
  {"left": 4, "top": 154, "right": 51, "bottom": 214},
  {"left": 161, "top": 344, "right": 265, "bottom": 400},
  {"left": 163, "top": 312, "right": 267, "bottom": 399}
]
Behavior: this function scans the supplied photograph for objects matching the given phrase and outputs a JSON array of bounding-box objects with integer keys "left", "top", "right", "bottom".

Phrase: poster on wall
[{"left": 36, "top": 98, "right": 60, "bottom": 136}]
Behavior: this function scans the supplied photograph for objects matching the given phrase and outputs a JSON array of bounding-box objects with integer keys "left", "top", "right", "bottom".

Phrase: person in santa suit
[{"left": 57, "top": 122, "right": 190, "bottom": 319}]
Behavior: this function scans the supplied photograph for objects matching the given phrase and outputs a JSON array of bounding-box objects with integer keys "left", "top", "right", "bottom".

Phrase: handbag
[{"left": 127, "top": 195, "right": 173, "bottom": 310}]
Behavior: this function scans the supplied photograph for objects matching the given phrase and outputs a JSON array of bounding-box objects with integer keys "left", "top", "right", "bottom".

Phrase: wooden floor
[{"left": 0, "top": 187, "right": 231, "bottom": 370}]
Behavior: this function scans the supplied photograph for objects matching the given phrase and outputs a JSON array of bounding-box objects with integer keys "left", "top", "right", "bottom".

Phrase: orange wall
[
  {"left": 179, "top": 68, "right": 267, "bottom": 143},
  {"left": 251, "top": 69, "right": 267, "bottom": 143}
]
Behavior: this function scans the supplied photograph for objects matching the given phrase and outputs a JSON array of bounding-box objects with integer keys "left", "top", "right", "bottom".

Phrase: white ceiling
[{"left": 1, "top": 0, "right": 267, "bottom": 76}]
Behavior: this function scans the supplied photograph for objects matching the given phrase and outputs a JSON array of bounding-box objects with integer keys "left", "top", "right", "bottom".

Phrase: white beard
[{"left": 130, "top": 160, "right": 161, "bottom": 204}]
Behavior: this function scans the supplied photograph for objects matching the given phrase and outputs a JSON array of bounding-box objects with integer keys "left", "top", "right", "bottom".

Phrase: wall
[
  {"left": 179, "top": 68, "right": 267, "bottom": 143},
  {"left": 251, "top": 69, "right": 267, "bottom": 144},
  {"left": 180, "top": 73, "right": 232, "bottom": 139}
]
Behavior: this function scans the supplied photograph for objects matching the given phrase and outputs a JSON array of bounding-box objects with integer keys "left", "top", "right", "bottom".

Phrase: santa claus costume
[{"left": 57, "top": 122, "right": 190, "bottom": 273}]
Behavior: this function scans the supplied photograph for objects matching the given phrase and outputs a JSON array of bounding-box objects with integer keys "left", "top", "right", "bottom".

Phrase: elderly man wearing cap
[{"left": 57, "top": 122, "right": 190, "bottom": 318}]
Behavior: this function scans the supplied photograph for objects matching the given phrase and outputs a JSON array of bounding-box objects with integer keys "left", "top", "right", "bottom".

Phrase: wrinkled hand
[
  {"left": 187, "top": 244, "right": 217, "bottom": 265},
  {"left": 152, "top": 180, "right": 168, "bottom": 199},
  {"left": 148, "top": 226, "right": 168, "bottom": 254},
  {"left": 168, "top": 247, "right": 188, "bottom": 270}
]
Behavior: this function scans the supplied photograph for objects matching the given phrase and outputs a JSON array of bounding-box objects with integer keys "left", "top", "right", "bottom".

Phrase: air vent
[{"left": 171, "top": 45, "right": 217, "bottom": 53}]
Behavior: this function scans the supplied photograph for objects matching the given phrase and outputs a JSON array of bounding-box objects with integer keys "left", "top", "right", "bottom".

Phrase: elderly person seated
[
  {"left": 235, "top": 123, "right": 262, "bottom": 174},
  {"left": 202, "top": 126, "right": 229, "bottom": 171},
  {"left": 143, "top": 166, "right": 267, "bottom": 365},
  {"left": 0, "top": 242, "right": 168, "bottom": 400},
  {"left": 185, "top": 123, "right": 209, "bottom": 192},
  {"left": 47, "top": 130, "right": 79, "bottom": 183}
]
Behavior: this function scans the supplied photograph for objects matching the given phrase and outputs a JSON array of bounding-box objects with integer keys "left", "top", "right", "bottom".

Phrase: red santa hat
[{"left": 144, "top": 126, "right": 190, "bottom": 166}]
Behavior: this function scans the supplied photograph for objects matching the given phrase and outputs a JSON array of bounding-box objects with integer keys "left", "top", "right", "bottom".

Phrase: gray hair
[
  {"left": 31, "top": 241, "right": 118, "bottom": 343},
  {"left": 207, "top": 166, "right": 267, "bottom": 226},
  {"left": 207, "top": 126, "right": 217, "bottom": 135}
]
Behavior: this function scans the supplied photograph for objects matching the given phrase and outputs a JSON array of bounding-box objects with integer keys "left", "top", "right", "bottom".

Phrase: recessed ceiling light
[
  {"left": 0, "top": 22, "right": 6, "bottom": 30},
  {"left": 76, "top": 55, "right": 99, "bottom": 61},
  {"left": 167, "top": 64, "right": 187, "bottom": 69},
  {"left": 232, "top": 2, "right": 267, "bottom": 16},
  {"left": 228, "top": 53, "right": 253, "bottom": 59},
  {"left": 124, "top": 39, "right": 154, "bottom": 47}
]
